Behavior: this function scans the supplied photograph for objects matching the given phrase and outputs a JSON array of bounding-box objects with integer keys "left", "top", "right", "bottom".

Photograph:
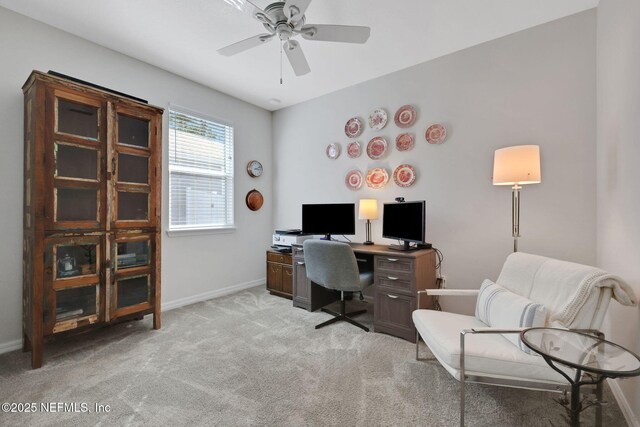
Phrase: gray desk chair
[{"left": 303, "top": 240, "right": 373, "bottom": 331}]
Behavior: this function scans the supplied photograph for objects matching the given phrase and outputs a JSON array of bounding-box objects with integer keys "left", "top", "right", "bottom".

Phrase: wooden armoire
[{"left": 22, "top": 71, "right": 163, "bottom": 368}]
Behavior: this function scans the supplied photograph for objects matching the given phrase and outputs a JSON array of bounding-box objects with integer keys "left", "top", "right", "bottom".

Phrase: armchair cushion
[
  {"left": 412, "top": 309, "right": 567, "bottom": 384},
  {"left": 475, "top": 279, "right": 547, "bottom": 353}
]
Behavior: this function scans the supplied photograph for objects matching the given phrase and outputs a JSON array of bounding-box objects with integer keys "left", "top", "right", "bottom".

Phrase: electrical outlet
[{"left": 436, "top": 275, "right": 446, "bottom": 289}]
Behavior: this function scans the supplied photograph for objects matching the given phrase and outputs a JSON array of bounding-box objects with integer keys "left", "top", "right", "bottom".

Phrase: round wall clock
[{"left": 246, "top": 160, "right": 263, "bottom": 177}]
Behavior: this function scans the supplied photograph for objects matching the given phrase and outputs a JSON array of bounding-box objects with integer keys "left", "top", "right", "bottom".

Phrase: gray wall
[
  {"left": 273, "top": 10, "right": 597, "bottom": 315},
  {"left": 0, "top": 7, "right": 272, "bottom": 350},
  {"left": 597, "top": 0, "right": 640, "bottom": 424}
]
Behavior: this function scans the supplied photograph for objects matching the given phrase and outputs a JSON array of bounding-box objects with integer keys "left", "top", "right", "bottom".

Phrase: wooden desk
[
  {"left": 291, "top": 243, "right": 437, "bottom": 342},
  {"left": 266, "top": 249, "right": 293, "bottom": 299}
]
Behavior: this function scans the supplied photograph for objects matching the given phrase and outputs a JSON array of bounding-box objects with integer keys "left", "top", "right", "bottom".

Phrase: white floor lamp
[{"left": 492, "top": 145, "right": 541, "bottom": 252}]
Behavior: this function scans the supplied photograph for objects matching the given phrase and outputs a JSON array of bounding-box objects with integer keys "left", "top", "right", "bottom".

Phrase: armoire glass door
[
  {"left": 110, "top": 233, "right": 154, "bottom": 319},
  {"left": 48, "top": 89, "right": 105, "bottom": 230},
  {"left": 44, "top": 234, "right": 104, "bottom": 334},
  {"left": 112, "top": 105, "right": 157, "bottom": 229}
]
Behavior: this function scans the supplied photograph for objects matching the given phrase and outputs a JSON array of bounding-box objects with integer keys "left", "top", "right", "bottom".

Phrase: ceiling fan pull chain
[{"left": 280, "top": 41, "right": 284, "bottom": 85}]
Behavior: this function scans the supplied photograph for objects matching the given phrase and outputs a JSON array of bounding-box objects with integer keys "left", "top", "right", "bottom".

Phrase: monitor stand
[
  {"left": 320, "top": 234, "right": 332, "bottom": 241},
  {"left": 388, "top": 241, "right": 419, "bottom": 251}
]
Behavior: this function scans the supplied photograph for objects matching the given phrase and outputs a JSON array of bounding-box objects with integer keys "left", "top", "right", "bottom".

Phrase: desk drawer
[
  {"left": 267, "top": 252, "right": 292, "bottom": 264},
  {"left": 375, "top": 256, "right": 414, "bottom": 273},
  {"left": 292, "top": 245, "right": 304, "bottom": 259},
  {"left": 374, "top": 291, "right": 416, "bottom": 342},
  {"left": 375, "top": 272, "right": 414, "bottom": 294}
]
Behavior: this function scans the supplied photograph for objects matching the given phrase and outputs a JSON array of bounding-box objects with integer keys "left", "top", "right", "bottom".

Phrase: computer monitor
[
  {"left": 301, "top": 203, "right": 356, "bottom": 240},
  {"left": 382, "top": 200, "right": 426, "bottom": 251}
]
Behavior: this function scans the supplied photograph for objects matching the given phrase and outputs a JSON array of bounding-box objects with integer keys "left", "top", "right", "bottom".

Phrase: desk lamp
[
  {"left": 358, "top": 199, "right": 378, "bottom": 245},
  {"left": 492, "top": 145, "right": 541, "bottom": 252}
]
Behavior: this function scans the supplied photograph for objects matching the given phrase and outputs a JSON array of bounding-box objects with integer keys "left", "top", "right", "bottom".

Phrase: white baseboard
[
  {"left": 161, "top": 278, "right": 265, "bottom": 312},
  {"left": 0, "top": 279, "right": 266, "bottom": 355},
  {"left": 0, "top": 339, "right": 23, "bottom": 355},
  {"left": 608, "top": 379, "right": 640, "bottom": 427}
]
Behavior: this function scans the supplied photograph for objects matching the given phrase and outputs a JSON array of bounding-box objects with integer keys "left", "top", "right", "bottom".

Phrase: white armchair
[{"left": 412, "top": 252, "right": 637, "bottom": 426}]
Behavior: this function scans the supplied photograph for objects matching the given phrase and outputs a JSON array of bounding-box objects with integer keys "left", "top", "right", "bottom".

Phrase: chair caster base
[{"left": 316, "top": 307, "right": 369, "bottom": 332}]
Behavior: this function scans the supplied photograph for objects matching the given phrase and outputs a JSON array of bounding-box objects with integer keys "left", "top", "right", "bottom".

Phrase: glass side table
[{"left": 521, "top": 327, "right": 640, "bottom": 427}]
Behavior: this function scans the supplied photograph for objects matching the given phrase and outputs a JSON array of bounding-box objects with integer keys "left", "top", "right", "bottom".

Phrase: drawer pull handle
[
  {"left": 387, "top": 294, "right": 399, "bottom": 299},
  {"left": 387, "top": 276, "right": 399, "bottom": 281},
  {"left": 386, "top": 258, "right": 399, "bottom": 262},
  {"left": 297, "top": 261, "right": 305, "bottom": 265}
]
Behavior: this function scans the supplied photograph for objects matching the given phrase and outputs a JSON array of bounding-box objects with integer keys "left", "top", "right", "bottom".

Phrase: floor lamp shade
[
  {"left": 492, "top": 145, "right": 541, "bottom": 252},
  {"left": 493, "top": 145, "right": 541, "bottom": 185},
  {"left": 358, "top": 199, "right": 378, "bottom": 245}
]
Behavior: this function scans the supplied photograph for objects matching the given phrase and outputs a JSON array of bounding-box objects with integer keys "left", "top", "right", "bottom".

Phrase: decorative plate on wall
[
  {"left": 368, "top": 108, "right": 388, "bottom": 131},
  {"left": 425, "top": 124, "right": 447, "bottom": 144},
  {"left": 326, "top": 143, "right": 341, "bottom": 159},
  {"left": 347, "top": 141, "right": 362, "bottom": 158},
  {"left": 366, "top": 137, "right": 388, "bottom": 160},
  {"left": 366, "top": 168, "right": 389, "bottom": 189},
  {"left": 395, "top": 133, "right": 414, "bottom": 151},
  {"left": 393, "top": 164, "right": 417, "bottom": 187},
  {"left": 245, "top": 189, "right": 264, "bottom": 211},
  {"left": 344, "top": 117, "right": 364, "bottom": 138},
  {"left": 394, "top": 105, "right": 417, "bottom": 128},
  {"left": 345, "top": 169, "right": 364, "bottom": 190}
]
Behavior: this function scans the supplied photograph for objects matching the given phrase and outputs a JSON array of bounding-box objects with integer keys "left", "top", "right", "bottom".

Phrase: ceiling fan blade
[
  {"left": 218, "top": 33, "right": 274, "bottom": 56},
  {"left": 284, "top": 0, "right": 312, "bottom": 24},
  {"left": 284, "top": 40, "right": 311, "bottom": 76},
  {"left": 299, "top": 24, "right": 371, "bottom": 43}
]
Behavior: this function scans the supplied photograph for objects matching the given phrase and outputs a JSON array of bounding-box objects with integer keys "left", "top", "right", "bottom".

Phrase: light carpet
[{"left": 0, "top": 286, "right": 627, "bottom": 426}]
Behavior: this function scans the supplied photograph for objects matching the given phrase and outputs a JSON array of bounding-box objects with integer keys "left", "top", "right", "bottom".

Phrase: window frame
[{"left": 166, "top": 105, "right": 235, "bottom": 236}]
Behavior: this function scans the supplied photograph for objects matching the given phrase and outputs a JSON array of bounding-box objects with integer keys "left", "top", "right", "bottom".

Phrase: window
[{"left": 168, "top": 108, "right": 234, "bottom": 231}]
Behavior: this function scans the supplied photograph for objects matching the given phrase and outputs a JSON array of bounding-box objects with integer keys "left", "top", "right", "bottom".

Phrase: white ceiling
[{"left": 0, "top": 0, "right": 598, "bottom": 111}]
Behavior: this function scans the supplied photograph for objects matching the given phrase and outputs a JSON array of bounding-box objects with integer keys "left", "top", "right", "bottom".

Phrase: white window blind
[{"left": 169, "top": 108, "right": 234, "bottom": 231}]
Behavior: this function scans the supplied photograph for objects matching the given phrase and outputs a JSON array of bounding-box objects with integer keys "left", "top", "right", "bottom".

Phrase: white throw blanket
[
  {"left": 552, "top": 271, "right": 637, "bottom": 326},
  {"left": 497, "top": 252, "right": 638, "bottom": 329}
]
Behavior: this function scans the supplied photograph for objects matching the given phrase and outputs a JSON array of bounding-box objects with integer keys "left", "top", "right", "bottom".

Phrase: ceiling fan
[{"left": 219, "top": 0, "right": 371, "bottom": 77}]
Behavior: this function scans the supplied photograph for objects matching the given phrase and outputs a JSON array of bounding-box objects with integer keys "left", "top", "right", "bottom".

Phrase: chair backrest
[
  {"left": 303, "top": 240, "right": 361, "bottom": 292},
  {"left": 496, "top": 252, "right": 613, "bottom": 330}
]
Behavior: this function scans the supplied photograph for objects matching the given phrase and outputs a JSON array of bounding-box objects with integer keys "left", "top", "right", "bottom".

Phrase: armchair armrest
[
  {"left": 464, "top": 327, "right": 525, "bottom": 334},
  {"left": 417, "top": 289, "right": 479, "bottom": 297},
  {"left": 416, "top": 289, "right": 480, "bottom": 310}
]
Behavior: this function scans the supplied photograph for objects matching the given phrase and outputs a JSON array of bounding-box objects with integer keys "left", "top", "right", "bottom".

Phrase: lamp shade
[
  {"left": 493, "top": 145, "right": 541, "bottom": 185},
  {"left": 358, "top": 199, "right": 378, "bottom": 220}
]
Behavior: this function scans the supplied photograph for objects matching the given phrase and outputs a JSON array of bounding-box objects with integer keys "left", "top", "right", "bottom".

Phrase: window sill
[{"left": 166, "top": 226, "right": 236, "bottom": 237}]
